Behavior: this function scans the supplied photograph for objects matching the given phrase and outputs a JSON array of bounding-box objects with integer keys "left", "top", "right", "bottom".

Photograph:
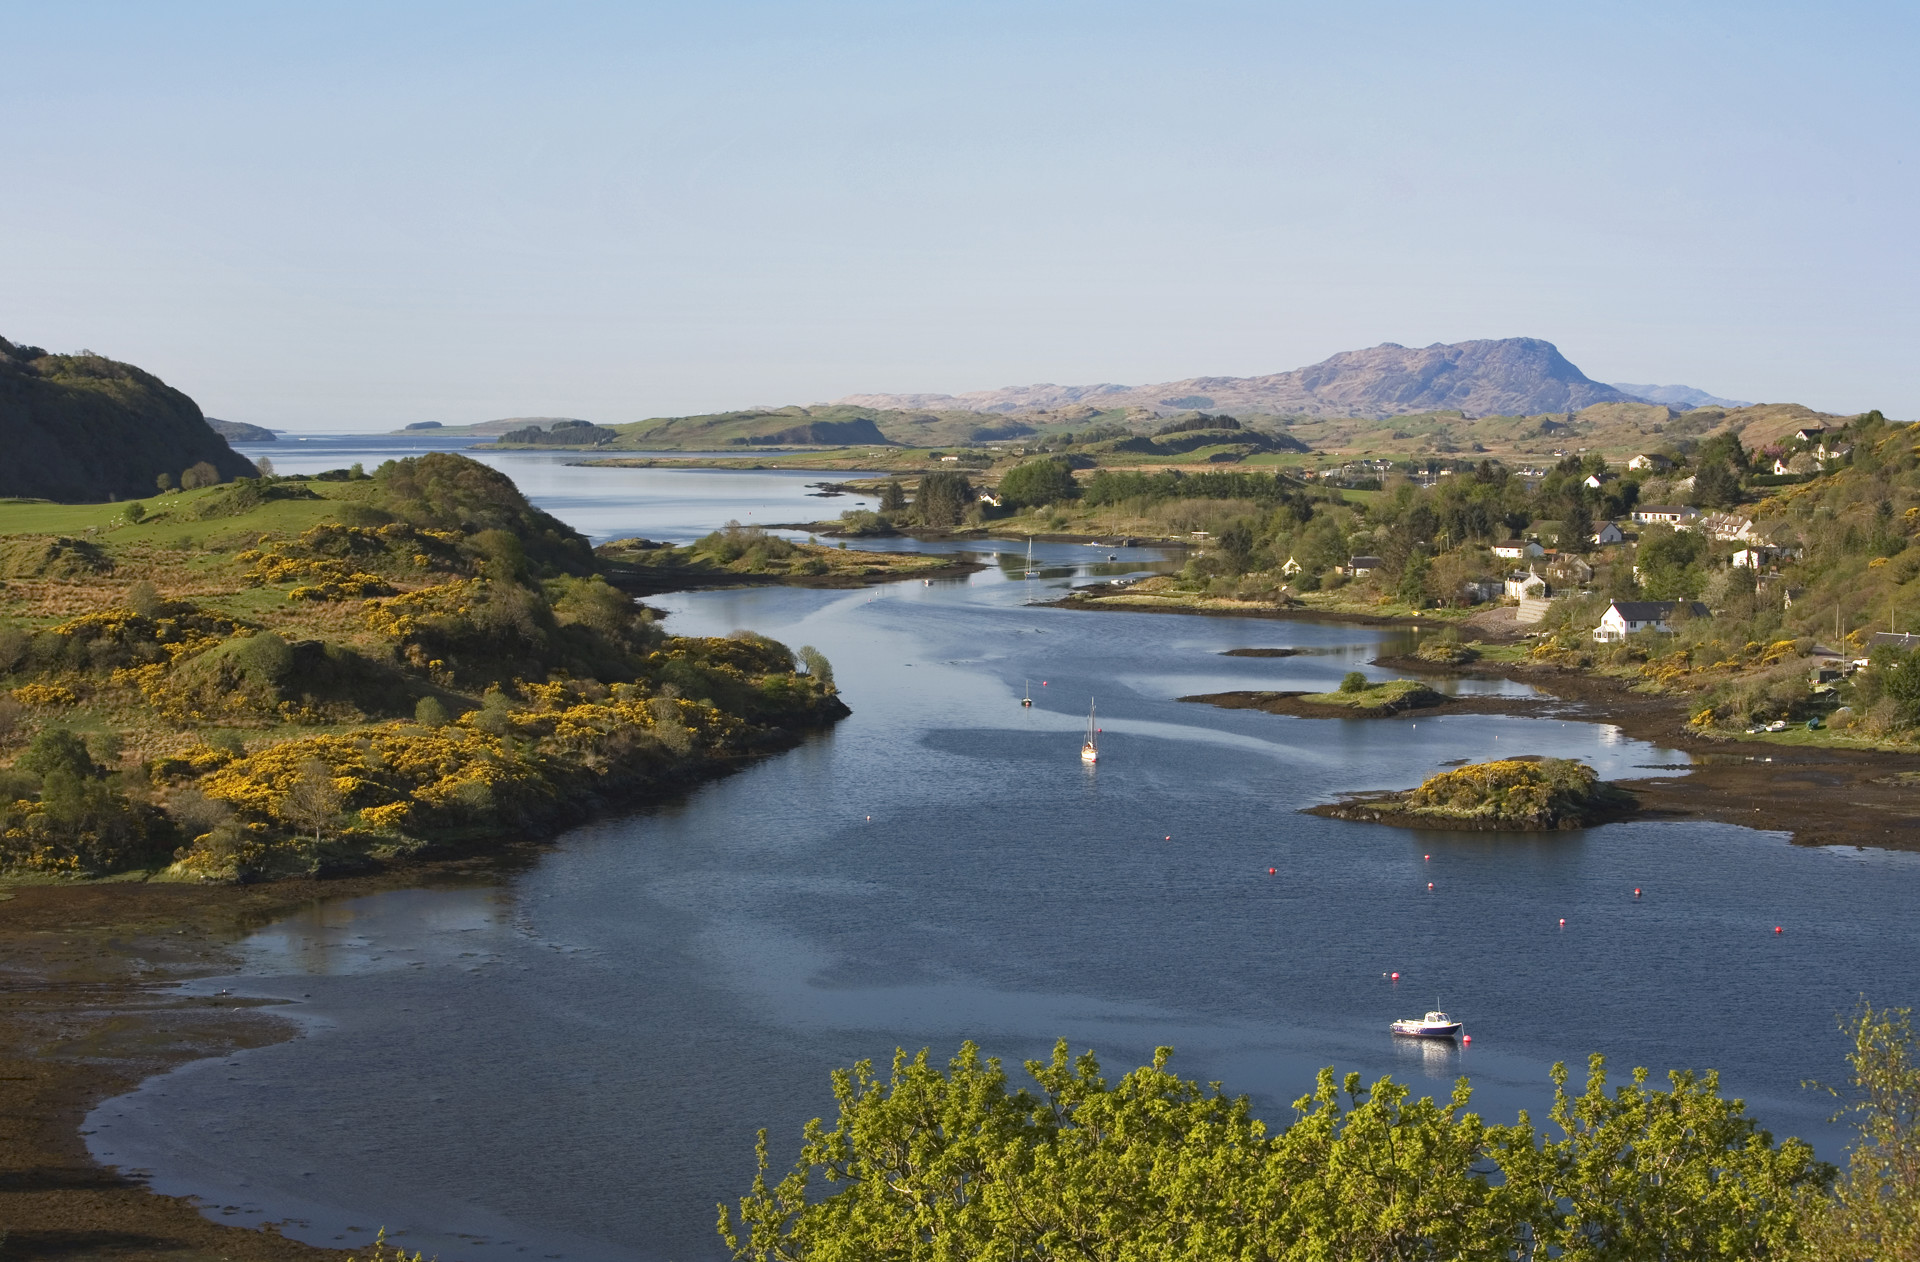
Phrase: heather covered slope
[{"left": 0, "top": 337, "right": 257, "bottom": 501}]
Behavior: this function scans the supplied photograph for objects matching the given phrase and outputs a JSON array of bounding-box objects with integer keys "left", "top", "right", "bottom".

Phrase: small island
[
  {"left": 1310, "top": 757, "right": 1636, "bottom": 831},
  {"left": 594, "top": 523, "right": 979, "bottom": 595}
]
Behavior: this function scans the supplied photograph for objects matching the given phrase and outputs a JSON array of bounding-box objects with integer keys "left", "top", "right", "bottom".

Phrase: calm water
[
  {"left": 88, "top": 449, "right": 1920, "bottom": 1261},
  {"left": 231, "top": 434, "right": 877, "bottom": 543}
]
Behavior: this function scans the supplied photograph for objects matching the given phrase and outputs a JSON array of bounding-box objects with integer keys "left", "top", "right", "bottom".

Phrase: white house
[
  {"left": 1732, "top": 545, "right": 1798, "bottom": 569},
  {"left": 1591, "top": 599, "right": 1710, "bottom": 642},
  {"left": 1627, "top": 453, "right": 1673, "bottom": 472},
  {"left": 1592, "top": 521, "right": 1626, "bottom": 546},
  {"left": 1505, "top": 569, "right": 1548, "bottom": 600},
  {"left": 1632, "top": 505, "right": 1700, "bottom": 527},
  {"left": 1461, "top": 578, "right": 1503, "bottom": 603},
  {"left": 977, "top": 491, "right": 1003, "bottom": 507},
  {"left": 1583, "top": 471, "right": 1618, "bottom": 490},
  {"left": 1280, "top": 556, "right": 1303, "bottom": 576},
  {"left": 1491, "top": 539, "right": 1546, "bottom": 561}
]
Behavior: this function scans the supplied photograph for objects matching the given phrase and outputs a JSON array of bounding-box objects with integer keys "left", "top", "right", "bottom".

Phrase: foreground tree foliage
[{"left": 716, "top": 1014, "right": 1920, "bottom": 1260}]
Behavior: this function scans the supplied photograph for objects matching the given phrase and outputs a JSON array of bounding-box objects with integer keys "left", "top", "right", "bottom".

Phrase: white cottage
[{"left": 1591, "top": 599, "right": 1710, "bottom": 642}]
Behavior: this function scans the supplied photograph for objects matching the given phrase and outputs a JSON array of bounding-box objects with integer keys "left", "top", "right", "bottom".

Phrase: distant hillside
[
  {"left": 606, "top": 407, "right": 914, "bottom": 450},
  {"left": 0, "top": 337, "right": 257, "bottom": 502},
  {"left": 834, "top": 338, "right": 1641, "bottom": 419},
  {"left": 1610, "top": 383, "right": 1752, "bottom": 410},
  {"left": 392, "top": 416, "right": 593, "bottom": 437},
  {"left": 206, "top": 417, "right": 276, "bottom": 442}
]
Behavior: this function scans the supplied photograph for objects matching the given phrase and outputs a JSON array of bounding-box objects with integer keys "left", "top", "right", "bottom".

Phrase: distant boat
[
  {"left": 1390, "top": 1010, "right": 1462, "bottom": 1039},
  {"left": 1022, "top": 679, "right": 1033, "bottom": 708},
  {"left": 1081, "top": 699, "right": 1099, "bottom": 763}
]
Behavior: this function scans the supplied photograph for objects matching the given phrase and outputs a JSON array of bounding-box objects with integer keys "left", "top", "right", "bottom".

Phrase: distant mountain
[
  {"left": 206, "top": 417, "right": 277, "bottom": 442},
  {"left": 834, "top": 338, "right": 1640, "bottom": 420},
  {"left": 1610, "top": 383, "right": 1752, "bottom": 410},
  {"left": 0, "top": 337, "right": 257, "bottom": 502}
]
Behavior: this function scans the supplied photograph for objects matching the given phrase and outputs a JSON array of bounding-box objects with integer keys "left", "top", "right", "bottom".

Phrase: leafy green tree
[
  {"left": 1690, "top": 461, "right": 1742, "bottom": 509},
  {"left": 1804, "top": 1003, "right": 1920, "bottom": 1260},
  {"left": 414, "top": 696, "right": 452, "bottom": 727},
  {"left": 798, "top": 646, "right": 834, "bottom": 691},
  {"left": 1397, "top": 551, "right": 1432, "bottom": 604},
  {"left": 914, "top": 472, "right": 974, "bottom": 528},
  {"left": 1636, "top": 527, "right": 1706, "bottom": 600},
  {"left": 996, "top": 458, "right": 1079, "bottom": 509},
  {"left": 1340, "top": 671, "right": 1370, "bottom": 693},
  {"left": 155, "top": 471, "right": 175, "bottom": 493},
  {"left": 722, "top": 1041, "right": 1828, "bottom": 1262},
  {"left": 19, "top": 727, "right": 97, "bottom": 782}
]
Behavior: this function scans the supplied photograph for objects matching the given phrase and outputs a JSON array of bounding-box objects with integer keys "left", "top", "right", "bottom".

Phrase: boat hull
[
  {"left": 1081, "top": 744, "right": 1098, "bottom": 763},
  {"left": 1390, "top": 1021, "right": 1462, "bottom": 1039}
]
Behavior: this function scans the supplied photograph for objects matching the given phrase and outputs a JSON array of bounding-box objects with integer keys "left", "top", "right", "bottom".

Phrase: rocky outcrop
[{"left": 0, "top": 337, "right": 256, "bottom": 501}]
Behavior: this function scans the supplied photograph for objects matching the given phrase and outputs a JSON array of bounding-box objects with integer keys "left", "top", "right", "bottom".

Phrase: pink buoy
[
  {"left": 1424, "top": 854, "right": 1430, "bottom": 861},
  {"left": 1559, "top": 918, "right": 1566, "bottom": 927},
  {"left": 1427, "top": 882, "right": 1434, "bottom": 890},
  {"left": 1463, "top": 1034, "right": 1471, "bottom": 1045}
]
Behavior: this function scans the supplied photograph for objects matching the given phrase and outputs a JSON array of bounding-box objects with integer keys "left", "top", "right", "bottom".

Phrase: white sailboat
[
  {"left": 1022, "top": 679, "right": 1033, "bottom": 708},
  {"left": 1081, "top": 699, "right": 1099, "bottom": 763}
]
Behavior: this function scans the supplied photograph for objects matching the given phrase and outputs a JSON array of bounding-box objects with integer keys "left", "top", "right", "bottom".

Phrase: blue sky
[{"left": 2, "top": 1, "right": 1914, "bottom": 429}]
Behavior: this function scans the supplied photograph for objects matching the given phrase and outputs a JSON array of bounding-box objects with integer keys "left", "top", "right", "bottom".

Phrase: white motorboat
[
  {"left": 1081, "top": 699, "right": 1099, "bottom": 763},
  {"left": 1390, "top": 1010, "right": 1462, "bottom": 1039}
]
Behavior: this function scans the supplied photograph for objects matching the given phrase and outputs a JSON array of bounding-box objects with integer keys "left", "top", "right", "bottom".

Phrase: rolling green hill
[{"left": 0, "top": 337, "right": 257, "bottom": 502}]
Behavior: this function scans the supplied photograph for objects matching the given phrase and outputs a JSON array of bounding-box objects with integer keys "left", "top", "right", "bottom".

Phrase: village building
[
  {"left": 1631, "top": 504, "right": 1700, "bottom": 527},
  {"left": 1491, "top": 539, "right": 1546, "bottom": 560},
  {"left": 1504, "top": 568, "right": 1548, "bottom": 600},
  {"left": 1627, "top": 453, "right": 1673, "bottom": 472},
  {"left": 1546, "top": 555, "right": 1593, "bottom": 587},
  {"left": 1280, "top": 556, "right": 1302, "bottom": 576},
  {"left": 1698, "top": 512, "right": 1758, "bottom": 542},
  {"left": 1460, "top": 577, "right": 1503, "bottom": 604},
  {"left": 1591, "top": 599, "right": 1710, "bottom": 642},
  {"left": 1592, "top": 521, "right": 1626, "bottom": 546},
  {"left": 1583, "top": 470, "right": 1618, "bottom": 490},
  {"left": 1344, "top": 555, "right": 1383, "bottom": 578}
]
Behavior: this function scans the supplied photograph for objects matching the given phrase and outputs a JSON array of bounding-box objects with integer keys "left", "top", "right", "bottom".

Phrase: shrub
[{"left": 1339, "top": 671, "right": 1369, "bottom": 693}]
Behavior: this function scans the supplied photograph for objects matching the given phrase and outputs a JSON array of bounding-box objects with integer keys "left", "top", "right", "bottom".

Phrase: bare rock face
[{"left": 833, "top": 337, "right": 1642, "bottom": 419}]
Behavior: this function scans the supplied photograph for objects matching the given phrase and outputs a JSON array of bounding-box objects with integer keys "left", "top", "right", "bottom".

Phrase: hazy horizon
[{"left": 3, "top": 2, "right": 1914, "bottom": 431}]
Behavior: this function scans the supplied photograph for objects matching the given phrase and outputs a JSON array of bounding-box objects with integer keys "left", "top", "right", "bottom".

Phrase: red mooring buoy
[
  {"left": 1560, "top": 918, "right": 1566, "bottom": 927},
  {"left": 1427, "top": 882, "right": 1434, "bottom": 890},
  {"left": 1634, "top": 888, "right": 1641, "bottom": 897},
  {"left": 1390, "top": 971, "right": 1399, "bottom": 980},
  {"left": 1776, "top": 926, "right": 1784, "bottom": 934},
  {"left": 1463, "top": 1034, "right": 1472, "bottom": 1045},
  {"left": 1268, "top": 867, "right": 1276, "bottom": 875}
]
